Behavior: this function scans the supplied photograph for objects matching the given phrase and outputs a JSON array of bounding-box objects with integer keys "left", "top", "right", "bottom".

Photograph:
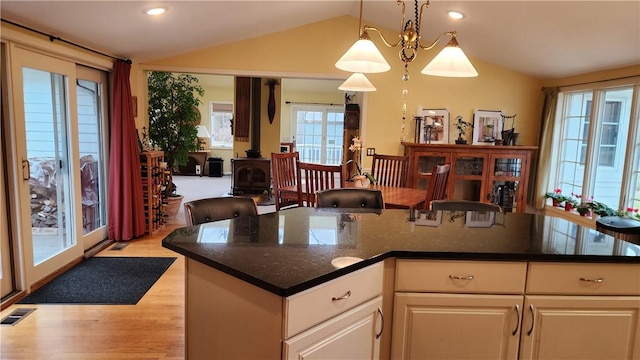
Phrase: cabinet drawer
[
  {"left": 527, "top": 262, "right": 640, "bottom": 295},
  {"left": 396, "top": 260, "right": 526, "bottom": 294},
  {"left": 284, "top": 262, "right": 383, "bottom": 338}
]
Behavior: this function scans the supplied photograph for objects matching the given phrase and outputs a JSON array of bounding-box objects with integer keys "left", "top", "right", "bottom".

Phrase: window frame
[
  {"left": 547, "top": 77, "right": 640, "bottom": 213},
  {"left": 209, "top": 101, "right": 234, "bottom": 149}
]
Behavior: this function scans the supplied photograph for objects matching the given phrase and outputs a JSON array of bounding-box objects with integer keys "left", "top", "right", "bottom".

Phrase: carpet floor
[{"left": 18, "top": 257, "right": 176, "bottom": 305}]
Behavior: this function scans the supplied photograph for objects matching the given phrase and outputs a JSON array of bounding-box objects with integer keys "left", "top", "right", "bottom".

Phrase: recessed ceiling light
[
  {"left": 146, "top": 7, "right": 166, "bottom": 16},
  {"left": 448, "top": 11, "right": 464, "bottom": 20}
]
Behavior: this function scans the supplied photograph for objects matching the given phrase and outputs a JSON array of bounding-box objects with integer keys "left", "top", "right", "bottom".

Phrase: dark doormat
[{"left": 18, "top": 257, "right": 176, "bottom": 305}]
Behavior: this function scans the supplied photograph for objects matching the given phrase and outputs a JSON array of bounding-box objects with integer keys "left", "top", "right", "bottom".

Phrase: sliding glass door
[{"left": 10, "top": 47, "right": 83, "bottom": 287}]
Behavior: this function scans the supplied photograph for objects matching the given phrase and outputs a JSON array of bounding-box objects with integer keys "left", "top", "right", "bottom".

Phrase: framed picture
[
  {"left": 472, "top": 110, "right": 503, "bottom": 145},
  {"left": 465, "top": 211, "right": 496, "bottom": 228},
  {"left": 418, "top": 108, "right": 449, "bottom": 144}
]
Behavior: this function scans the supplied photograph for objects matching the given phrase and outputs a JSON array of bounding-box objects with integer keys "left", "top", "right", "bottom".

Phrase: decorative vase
[
  {"left": 352, "top": 175, "right": 370, "bottom": 188},
  {"left": 511, "top": 133, "right": 520, "bottom": 146}
]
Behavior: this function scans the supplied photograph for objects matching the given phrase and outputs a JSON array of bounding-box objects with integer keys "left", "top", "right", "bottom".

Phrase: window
[
  {"left": 210, "top": 102, "right": 233, "bottom": 148},
  {"left": 292, "top": 105, "right": 344, "bottom": 164},
  {"left": 548, "top": 79, "right": 640, "bottom": 211}
]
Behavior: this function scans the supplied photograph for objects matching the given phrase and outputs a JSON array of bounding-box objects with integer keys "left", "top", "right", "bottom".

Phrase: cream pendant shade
[
  {"left": 421, "top": 45, "right": 478, "bottom": 77},
  {"left": 338, "top": 73, "right": 377, "bottom": 92},
  {"left": 335, "top": 39, "right": 391, "bottom": 73}
]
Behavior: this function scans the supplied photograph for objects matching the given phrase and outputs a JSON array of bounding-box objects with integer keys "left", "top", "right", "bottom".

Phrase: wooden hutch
[{"left": 402, "top": 143, "right": 538, "bottom": 213}]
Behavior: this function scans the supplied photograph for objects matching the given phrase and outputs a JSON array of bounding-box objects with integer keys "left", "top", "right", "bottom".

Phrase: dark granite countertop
[{"left": 162, "top": 208, "right": 640, "bottom": 297}]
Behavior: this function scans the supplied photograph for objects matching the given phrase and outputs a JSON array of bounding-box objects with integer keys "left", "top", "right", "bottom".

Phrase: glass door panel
[
  {"left": 23, "top": 67, "right": 75, "bottom": 265},
  {"left": 490, "top": 155, "right": 526, "bottom": 212},
  {"left": 10, "top": 47, "right": 82, "bottom": 287},
  {"left": 75, "top": 65, "right": 108, "bottom": 250},
  {"left": 452, "top": 154, "right": 487, "bottom": 201},
  {"left": 294, "top": 106, "right": 344, "bottom": 165},
  {"left": 415, "top": 152, "right": 450, "bottom": 190}
]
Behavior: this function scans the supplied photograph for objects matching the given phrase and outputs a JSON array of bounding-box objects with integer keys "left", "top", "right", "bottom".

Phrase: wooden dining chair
[
  {"left": 370, "top": 154, "right": 410, "bottom": 187},
  {"left": 184, "top": 196, "right": 258, "bottom": 226},
  {"left": 424, "top": 163, "right": 451, "bottom": 210},
  {"left": 271, "top": 151, "right": 301, "bottom": 211},
  {"left": 297, "top": 161, "right": 345, "bottom": 207}
]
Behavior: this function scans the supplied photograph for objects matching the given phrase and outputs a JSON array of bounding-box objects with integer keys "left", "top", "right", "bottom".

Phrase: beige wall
[{"left": 139, "top": 16, "right": 544, "bottom": 170}]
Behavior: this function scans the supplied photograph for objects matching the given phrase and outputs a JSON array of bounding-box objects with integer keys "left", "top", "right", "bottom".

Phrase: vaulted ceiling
[{"left": 2, "top": 1, "right": 639, "bottom": 79}]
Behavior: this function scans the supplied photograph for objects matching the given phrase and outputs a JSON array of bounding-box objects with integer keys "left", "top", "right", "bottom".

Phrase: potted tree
[{"left": 147, "top": 71, "right": 205, "bottom": 219}]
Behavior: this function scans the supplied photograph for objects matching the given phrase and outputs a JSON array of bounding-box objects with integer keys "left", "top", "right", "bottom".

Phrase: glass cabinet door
[
  {"left": 415, "top": 152, "right": 450, "bottom": 190},
  {"left": 452, "top": 153, "right": 488, "bottom": 201},
  {"left": 489, "top": 154, "right": 527, "bottom": 212}
]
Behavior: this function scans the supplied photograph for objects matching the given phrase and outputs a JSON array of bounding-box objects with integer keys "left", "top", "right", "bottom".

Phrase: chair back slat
[
  {"left": 371, "top": 154, "right": 410, "bottom": 187},
  {"left": 298, "top": 161, "right": 345, "bottom": 207},
  {"left": 424, "top": 163, "right": 451, "bottom": 209},
  {"left": 271, "top": 152, "right": 300, "bottom": 210}
]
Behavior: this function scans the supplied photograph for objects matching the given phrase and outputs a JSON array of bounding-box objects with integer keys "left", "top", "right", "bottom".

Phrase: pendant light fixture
[{"left": 336, "top": 0, "right": 478, "bottom": 92}]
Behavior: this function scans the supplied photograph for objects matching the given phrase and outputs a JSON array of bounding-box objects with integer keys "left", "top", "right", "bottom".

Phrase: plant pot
[
  {"left": 352, "top": 175, "right": 370, "bottom": 188},
  {"left": 165, "top": 195, "right": 184, "bottom": 220},
  {"left": 577, "top": 208, "right": 591, "bottom": 217},
  {"left": 564, "top": 203, "right": 574, "bottom": 211},
  {"left": 552, "top": 199, "right": 559, "bottom": 207}
]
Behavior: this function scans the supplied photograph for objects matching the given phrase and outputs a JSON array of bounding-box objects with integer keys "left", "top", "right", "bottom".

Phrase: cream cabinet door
[
  {"left": 520, "top": 295, "right": 640, "bottom": 360},
  {"left": 283, "top": 296, "right": 383, "bottom": 360},
  {"left": 391, "top": 292, "right": 523, "bottom": 360}
]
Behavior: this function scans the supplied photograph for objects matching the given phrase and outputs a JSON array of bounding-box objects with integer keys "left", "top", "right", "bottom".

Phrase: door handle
[
  {"left": 512, "top": 304, "right": 520, "bottom": 336},
  {"left": 527, "top": 304, "right": 535, "bottom": 336},
  {"left": 22, "top": 159, "right": 30, "bottom": 181},
  {"left": 376, "top": 307, "right": 384, "bottom": 339}
]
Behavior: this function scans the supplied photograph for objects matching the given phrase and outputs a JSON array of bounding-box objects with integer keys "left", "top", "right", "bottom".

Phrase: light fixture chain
[
  {"left": 400, "top": 85, "right": 408, "bottom": 142},
  {"left": 413, "top": 0, "right": 420, "bottom": 35}
]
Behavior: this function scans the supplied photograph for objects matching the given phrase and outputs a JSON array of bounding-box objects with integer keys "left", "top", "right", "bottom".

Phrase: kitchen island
[{"left": 163, "top": 208, "right": 640, "bottom": 359}]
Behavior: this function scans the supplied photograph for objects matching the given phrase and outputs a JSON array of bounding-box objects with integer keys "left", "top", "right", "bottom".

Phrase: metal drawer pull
[
  {"left": 449, "top": 275, "right": 474, "bottom": 280},
  {"left": 527, "top": 304, "right": 535, "bottom": 336},
  {"left": 579, "top": 277, "right": 604, "bottom": 283},
  {"left": 331, "top": 290, "right": 351, "bottom": 301},
  {"left": 376, "top": 307, "right": 384, "bottom": 339},
  {"left": 512, "top": 304, "right": 520, "bottom": 336}
]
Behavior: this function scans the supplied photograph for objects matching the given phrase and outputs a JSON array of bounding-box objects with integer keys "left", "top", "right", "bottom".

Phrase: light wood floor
[{"left": 0, "top": 224, "right": 186, "bottom": 360}]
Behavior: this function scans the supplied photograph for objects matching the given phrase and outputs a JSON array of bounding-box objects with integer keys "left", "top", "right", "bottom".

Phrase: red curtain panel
[{"left": 108, "top": 60, "right": 146, "bottom": 240}]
